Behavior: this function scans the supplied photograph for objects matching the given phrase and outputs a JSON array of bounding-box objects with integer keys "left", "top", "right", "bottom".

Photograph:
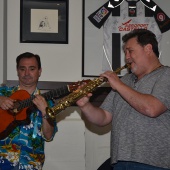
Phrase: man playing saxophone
[{"left": 76, "top": 29, "right": 170, "bottom": 170}]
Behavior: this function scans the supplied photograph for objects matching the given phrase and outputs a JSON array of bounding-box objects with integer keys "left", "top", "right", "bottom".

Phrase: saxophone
[{"left": 46, "top": 64, "right": 130, "bottom": 119}]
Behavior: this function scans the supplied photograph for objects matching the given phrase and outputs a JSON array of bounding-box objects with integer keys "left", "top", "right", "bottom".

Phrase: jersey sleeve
[
  {"left": 88, "top": 1, "right": 112, "bottom": 29},
  {"left": 139, "top": 0, "right": 170, "bottom": 33},
  {"left": 151, "top": 0, "right": 170, "bottom": 33}
]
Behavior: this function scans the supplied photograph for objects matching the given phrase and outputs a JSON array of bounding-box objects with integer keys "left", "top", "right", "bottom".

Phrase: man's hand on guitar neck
[
  {"left": 0, "top": 96, "right": 15, "bottom": 110},
  {"left": 32, "top": 94, "right": 48, "bottom": 115}
]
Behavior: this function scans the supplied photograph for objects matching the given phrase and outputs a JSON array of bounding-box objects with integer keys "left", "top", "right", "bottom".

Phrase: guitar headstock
[{"left": 68, "top": 79, "right": 91, "bottom": 92}]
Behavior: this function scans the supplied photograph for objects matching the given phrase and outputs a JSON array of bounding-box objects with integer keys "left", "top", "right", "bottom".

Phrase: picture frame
[
  {"left": 20, "top": 0, "right": 68, "bottom": 44},
  {"left": 82, "top": 0, "right": 128, "bottom": 77},
  {"left": 82, "top": 0, "right": 106, "bottom": 77}
]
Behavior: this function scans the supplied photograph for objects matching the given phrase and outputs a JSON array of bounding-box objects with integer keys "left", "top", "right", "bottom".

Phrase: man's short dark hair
[
  {"left": 122, "top": 29, "right": 159, "bottom": 57},
  {"left": 16, "top": 52, "right": 41, "bottom": 69}
]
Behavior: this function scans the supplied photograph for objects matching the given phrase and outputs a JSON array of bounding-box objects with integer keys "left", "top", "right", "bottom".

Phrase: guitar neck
[
  {"left": 42, "top": 86, "right": 69, "bottom": 100},
  {"left": 17, "top": 86, "right": 69, "bottom": 111}
]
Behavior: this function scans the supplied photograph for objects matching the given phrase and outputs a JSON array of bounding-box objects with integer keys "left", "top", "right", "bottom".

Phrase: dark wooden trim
[
  {"left": 90, "top": 87, "right": 111, "bottom": 106},
  {"left": 5, "top": 80, "right": 73, "bottom": 90}
]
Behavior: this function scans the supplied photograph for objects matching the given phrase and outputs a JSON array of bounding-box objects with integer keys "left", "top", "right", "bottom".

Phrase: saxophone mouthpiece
[{"left": 125, "top": 63, "right": 131, "bottom": 69}]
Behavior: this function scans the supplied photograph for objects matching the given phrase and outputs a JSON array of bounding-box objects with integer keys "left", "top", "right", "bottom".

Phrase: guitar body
[
  {"left": 0, "top": 90, "right": 31, "bottom": 139},
  {"left": 0, "top": 80, "right": 91, "bottom": 140}
]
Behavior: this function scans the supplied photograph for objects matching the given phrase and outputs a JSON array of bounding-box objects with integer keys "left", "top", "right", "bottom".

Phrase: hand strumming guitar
[
  {"left": 0, "top": 96, "right": 15, "bottom": 110},
  {"left": 32, "top": 94, "right": 48, "bottom": 117}
]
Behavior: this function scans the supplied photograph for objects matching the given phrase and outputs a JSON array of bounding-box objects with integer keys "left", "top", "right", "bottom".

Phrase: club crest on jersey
[
  {"left": 129, "top": 8, "right": 136, "bottom": 16},
  {"left": 157, "top": 13, "right": 166, "bottom": 22},
  {"left": 93, "top": 7, "right": 109, "bottom": 23}
]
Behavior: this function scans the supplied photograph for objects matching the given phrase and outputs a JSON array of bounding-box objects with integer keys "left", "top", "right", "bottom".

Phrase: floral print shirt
[{"left": 0, "top": 86, "right": 57, "bottom": 170}]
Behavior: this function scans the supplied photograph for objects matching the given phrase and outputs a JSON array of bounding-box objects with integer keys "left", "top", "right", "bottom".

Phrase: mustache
[
  {"left": 22, "top": 75, "right": 33, "bottom": 79},
  {"left": 126, "top": 59, "right": 133, "bottom": 64}
]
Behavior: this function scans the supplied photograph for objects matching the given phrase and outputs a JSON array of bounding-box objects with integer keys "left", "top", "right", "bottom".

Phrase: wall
[
  {"left": 6, "top": 0, "right": 83, "bottom": 82},
  {"left": 4, "top": 0, "right": 170, "bottom": 83},
  {"left": 0, "top": 0, "right": 3, "bottom": 84},
  {"left": 1, "top": 0, "right": 170, "bottom": 170},
  {"left": 0, "top": 0, "right": 6, "bottom": 84},
  {"left": 44, "top": 107, "right": 86, "bottom": 170}
]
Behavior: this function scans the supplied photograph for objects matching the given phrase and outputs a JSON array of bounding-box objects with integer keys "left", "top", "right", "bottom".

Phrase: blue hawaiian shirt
[{"left": 0, "top": 86, "right": 57, "bottom": 170}]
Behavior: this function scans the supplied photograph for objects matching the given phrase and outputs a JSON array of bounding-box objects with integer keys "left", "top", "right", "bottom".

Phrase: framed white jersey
[{"left": 88, "top": 0, "right": 170, "bottom": 75}]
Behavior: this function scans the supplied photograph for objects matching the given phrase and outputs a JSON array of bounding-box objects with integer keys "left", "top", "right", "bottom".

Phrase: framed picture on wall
[{"left": 20, "top": 0, "right": 68, "bottom": 44}]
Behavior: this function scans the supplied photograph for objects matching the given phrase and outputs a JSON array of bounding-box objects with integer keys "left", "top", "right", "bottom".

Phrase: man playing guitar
[{"left": 0, "top": 52, "right": 57, "bottom": 170}]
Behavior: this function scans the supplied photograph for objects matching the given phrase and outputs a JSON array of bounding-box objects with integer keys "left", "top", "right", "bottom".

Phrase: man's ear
[
  {"left": 39, "top": 68, "right": 42, "bottom": 77},
  {"left": 144, "top": 44, "right": 152, "bottom": 54},
  {"left": 144, "top": 44, "right": 153, "bottom": 55}
]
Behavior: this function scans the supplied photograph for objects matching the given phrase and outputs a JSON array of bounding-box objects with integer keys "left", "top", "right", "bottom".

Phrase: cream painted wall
[
  {"left": 1, "top": 0, "right": 170, "bottom": 170},
  {"left": 44, "top": 108, "right": 86, "bottom": 170},
  {"left": 6, "top": 0, "right": 83, "bottom": 82},
  {"left": 0, "top": 0, "right": 4, "bottom": 84},
  {"left": 4, "top": 0, "right": 170, "bottom": 83}
]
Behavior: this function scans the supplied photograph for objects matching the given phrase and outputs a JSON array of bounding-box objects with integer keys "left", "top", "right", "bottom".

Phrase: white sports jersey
[{"left": 88, "top": 0, "right": 170, "bottom": 75}]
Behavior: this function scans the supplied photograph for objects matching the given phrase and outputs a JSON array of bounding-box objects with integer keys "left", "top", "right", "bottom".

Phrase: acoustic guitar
[{"left": 0, "top": 80, "right": 90, "bottom": 140}]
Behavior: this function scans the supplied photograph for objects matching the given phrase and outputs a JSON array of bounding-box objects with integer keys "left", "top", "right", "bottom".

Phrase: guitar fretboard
[{"left": 17, "top": 86, "right": 69, "bottom": 111}]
